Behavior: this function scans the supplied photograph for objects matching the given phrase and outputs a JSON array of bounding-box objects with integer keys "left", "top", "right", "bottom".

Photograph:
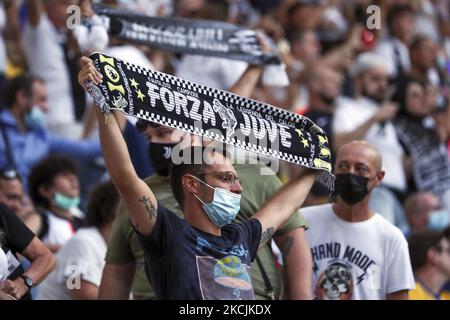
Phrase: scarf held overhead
[
  {"left": 87, "top": 52, "right": 334, "bottom": 188},
  {"left": 93, "top": 4, "right": 281, "bottom": 66}
]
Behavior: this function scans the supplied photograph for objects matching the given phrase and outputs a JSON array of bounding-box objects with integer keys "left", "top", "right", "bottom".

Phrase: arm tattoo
[
  {"left": 282, "top": 236, "right": 294, "bottom": 262},
  {"left": 260, "top": 227, "right": 275, "bottom": 245},
  {"left": 138, "top": 196, "right": 157, "bottom": 221}
]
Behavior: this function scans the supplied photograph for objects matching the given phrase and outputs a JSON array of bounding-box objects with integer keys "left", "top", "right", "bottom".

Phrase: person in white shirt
[
  {"left": 37, "top": 180, "right": 119, "bottom": 300},
  {"left": 376, "top": 4, "right": 416, "bottom": 80},
  {"left": 333, "top": 52, "right": 406, "bottom": 229},
  {"left": 28, "top": 155, "right": 85, "bottom": 252},
  {"left": 302, "top": 141, "right": 415, "bottom": 300},
  {"left": 409, "top": 34, "right": 441, "bottom": 87},
  {"left": 0, "top": 3, "right": 7, "bottom": 98},
  {"left": 24, "top": 0, "right": 81, "bottom": 138}
]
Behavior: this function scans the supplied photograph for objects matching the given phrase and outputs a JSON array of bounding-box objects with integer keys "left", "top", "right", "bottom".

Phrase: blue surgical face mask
[
  {"left": 54, "top": 192, "right": 80, "bottom": 211},
  {"left": 428, "top": 209, "right": 450, "bottom": 231},
  {"left": 24, "top": 105, "right": 45, "bottom": 129},
  {"left": 190, "top": 176, "right": 241, "bottom": 227}
]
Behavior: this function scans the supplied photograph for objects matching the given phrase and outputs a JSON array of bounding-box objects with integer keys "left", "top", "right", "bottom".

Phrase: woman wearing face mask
[
  {"left": 28, "top": 155, "right": 85, "bottom": 253},
  {"left": 393, "top": 78, "right": 450, "bottom": 205}
]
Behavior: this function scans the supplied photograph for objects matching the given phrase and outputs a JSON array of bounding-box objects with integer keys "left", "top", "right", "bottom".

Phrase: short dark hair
[
  {"left": 3, "top": 75, "right": 33, "bottom": 109},
  {"left": 85, "top": 180, "right": 119, "bottom": 228},
  {"left": 169, "top": 146, "right": 230, "bottom": 210},
  {"left": 387, "top": 4, "right": 414, "bottom": 33},
  {"left": 408, "top": 230, "right": 446, "bottom": 272},
  {"left": 28, "top": 155, "right": 78, "bottom": 209},
  {"left": 409, "top": 34, "right": 432, "bottom": 52},
  {"left": 443, "top": 226, "right": 450, "bottom": 241}
]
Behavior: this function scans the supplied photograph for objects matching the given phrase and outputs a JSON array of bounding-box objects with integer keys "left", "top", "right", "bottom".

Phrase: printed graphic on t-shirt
[
  {"left": 195, "top": 236, "right": 255, "bottom": 300},
  {"left": 315, "top": 259, "right": 353, "bottom": 300},
  {"left": 311, "top": 242, "right": 380, "bottom": 300},
  {"left": 197, "top": 255, "right": 254, "bottom": 300}
]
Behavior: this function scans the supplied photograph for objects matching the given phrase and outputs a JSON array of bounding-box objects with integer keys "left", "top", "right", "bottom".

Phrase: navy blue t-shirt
[{"left": 136, "top": 204, "right": 262, "bottom": 300}]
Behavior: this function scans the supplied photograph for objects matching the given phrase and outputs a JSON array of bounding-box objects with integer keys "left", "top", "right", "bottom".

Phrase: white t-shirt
[
  {"left": 23, "top": 15, "right": 76, "bottom": 133},
  {"left": 333, "top": 97, "right": 406, "bottom": 191},
  {"left": 375, "top": 38, "right": 411, "bottom": 79},
  {"left": 0, "top": 247, "right": 8, "bottom": 281},
  {"left": 302, "top": 203, "right": 415, "bottom": 300},
  {"left": 176, "top": 55, "right": 248, "bottom": 90},
  {"left": 0, "top": 4, "right": 6, "bottom": 73},
  {"left": 37, "top": 227, "right": 106, "bottom": 300},
  {"left": 41, "top": 211, "right": 76, "bottom": 248}
]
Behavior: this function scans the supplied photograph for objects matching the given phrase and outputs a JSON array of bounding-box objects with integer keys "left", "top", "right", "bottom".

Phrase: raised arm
[
  {"left": 78, "top": 57, "right": 158, "bottom": 237},
  {"left": 228, "top": 65, "right": 262, "bottom": 97},
  {"left": 228, "top": 33, "right": 270, "bottom": 97},
  {"left": 26, "top": 0, "right": 44, "bottom": 27},
  {"left": 333, "top": 102, "right": 398, "bottom": 151},
  {"left": 253, "top": 169, "right": 318, "bottom": 247}
]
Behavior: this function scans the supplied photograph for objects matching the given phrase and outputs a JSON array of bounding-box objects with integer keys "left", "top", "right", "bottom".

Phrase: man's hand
[
  {"left": 78, "top": 57, "right": 103, "bottom": 90},
  {"left": 374, "top": 102, "right": 398, "bottom": 123},
  {"left": 0, "top": 278, "right": 29, "bottom": 299}
]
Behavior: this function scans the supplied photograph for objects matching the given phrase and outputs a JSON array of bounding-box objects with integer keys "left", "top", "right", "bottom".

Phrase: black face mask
[
  {"left": 148, "top": 142, "right": 176, "bottom": 177},
  {"left": 334, "top": 173, "right": 370, "bottom": 205}
]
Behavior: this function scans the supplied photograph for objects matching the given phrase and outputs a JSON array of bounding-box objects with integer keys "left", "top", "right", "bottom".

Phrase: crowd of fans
[{"left": 0, "top": 0, "right": 450, "bottom": 300}]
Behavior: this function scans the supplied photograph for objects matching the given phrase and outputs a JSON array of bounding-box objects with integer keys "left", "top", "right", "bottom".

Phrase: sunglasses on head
[
  {"left": 136, "top": 119, "right": 161, "bottom": 133},
  {"left": 0, "top": 168, "right": 21, "bottom": 181}
]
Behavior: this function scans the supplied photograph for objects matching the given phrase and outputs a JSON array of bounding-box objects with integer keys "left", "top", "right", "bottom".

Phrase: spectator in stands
[
  {"left": 28, "top": 155, "right": 84, "bottom": 252},
  {"left": 393, "top": 78, "right": 450, "bottom": 202},
  {"left": 290, "top": 63, "right": 342, "bottom": 206},
  {"left": 376, "top": 4, "right": 416, "bottom": 81},
  {"left": 409, "top": 35, "right": 440, "bottom": 86},
  {"left": 0, "top": 168, "right": 41, "bottom": 234},
  {"left": 0, "top": 202, "right": 55, "bottom": 300},
  {"left": 303, "top": 141, "right": 415, "bottom": 300},
  {"left": 332, "top": 52, "right": 406, "bottom": 228},
  {"left": 0, "top": 75, "right": 101, "bottom": 188},
  {"left": 97, "top": 53, "right": 314, "bottom": 300},
  {"left": 408, "top": 230, "right": 450, "bottom": 300},
  {"left": 404, "top": 192, "right": 448, "bottom": 237},
  {"left": 24, "top": 0, "right": 84, "bottom": 138},
  {"left": 37, "top": 181, "right": 119, "bottom": 300},
  {"left": 99, "top": 122, "right": 313, "bottom": 300}
]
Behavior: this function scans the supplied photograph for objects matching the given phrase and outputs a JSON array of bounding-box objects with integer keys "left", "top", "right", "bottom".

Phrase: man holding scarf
[
  {"left": 79, "top": 57, "right": 318, "bottom": 300},
  {"left": 99, "top": 121, "right": 313, "bottom": 300}
]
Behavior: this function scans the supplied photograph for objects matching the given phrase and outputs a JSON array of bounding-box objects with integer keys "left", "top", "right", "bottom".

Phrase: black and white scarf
[
  {"left": 92, "top": 4, "right": 281, "bottom": 66},
  {"left": 87, "top": 52, "right": 334, "bottom": 188},
  {"left": 394, "top": 116, "right": 450, "bottom": 198}
]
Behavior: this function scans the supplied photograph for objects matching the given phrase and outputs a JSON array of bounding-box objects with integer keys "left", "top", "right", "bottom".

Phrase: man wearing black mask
[
  {"left": 333, "top": 52, "right": 405, "bottom": 228},
  {"left": 134, "top": 120, "right": 183, "bottom": 177},
  {"left": 302, "top": 141, "right": 415, "bottom": 300}
]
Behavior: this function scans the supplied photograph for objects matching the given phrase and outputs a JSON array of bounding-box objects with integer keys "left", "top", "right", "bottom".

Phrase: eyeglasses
[
  {"left": 437, "top": 246, "right": 450, "bottom": 255},
  {"left": 197, "top": 171, "right": 241, "bottom": 186},
  {"left": 136, "top": 119, "right": 161, "bottom": 133},
  {"left": 0, "top": 168, "right": 21, "bottom": 181}
]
